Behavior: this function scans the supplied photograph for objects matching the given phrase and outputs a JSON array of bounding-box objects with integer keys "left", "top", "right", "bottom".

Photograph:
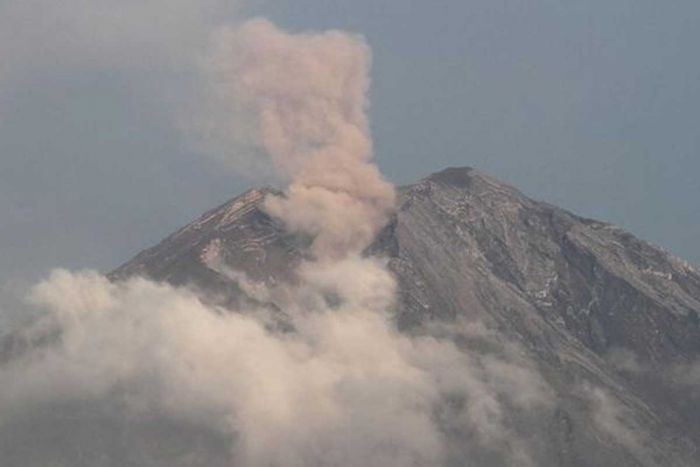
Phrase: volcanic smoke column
[{"left": 209, "top": 18, "right": 396, "bottom": 259}]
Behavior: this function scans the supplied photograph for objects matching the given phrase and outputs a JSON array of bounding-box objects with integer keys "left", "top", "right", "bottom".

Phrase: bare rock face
[
  {"left": 109, "top": 167, "right": 700, "bottom": 466},
  {"left": 110, "top": 188, "right": 305, "bottom": 309}
]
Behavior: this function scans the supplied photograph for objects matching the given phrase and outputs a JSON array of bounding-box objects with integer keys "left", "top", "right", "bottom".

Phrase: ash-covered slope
[
  {"left": 382, "top": 168, "right": 700, "bottom": 357},
  {"left": 112, "top": 167, "right": 700, "bottom": 466}
]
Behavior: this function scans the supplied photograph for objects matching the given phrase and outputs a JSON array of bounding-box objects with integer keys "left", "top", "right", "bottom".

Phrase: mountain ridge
[{"left": 110, "top": 166, "right": 700, "bottom": 466}]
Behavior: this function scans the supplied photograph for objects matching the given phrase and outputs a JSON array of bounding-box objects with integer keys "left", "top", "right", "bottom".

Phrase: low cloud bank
[{"left": 1, "top": 267, "right": 559, "bottom": 466}]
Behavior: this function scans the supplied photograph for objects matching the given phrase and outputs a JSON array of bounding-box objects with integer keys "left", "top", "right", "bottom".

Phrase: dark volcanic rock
[{"left": 111, "top": 167, "right": 700, "bottom": 466}]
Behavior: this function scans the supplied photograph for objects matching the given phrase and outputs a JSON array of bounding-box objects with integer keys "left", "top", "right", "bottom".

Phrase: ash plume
[
  {"left": 205, "top": 18, "right": 395, "bottom": 258},
  {"left": 0, "top": 17, "right": 556, "bottom": 467}
]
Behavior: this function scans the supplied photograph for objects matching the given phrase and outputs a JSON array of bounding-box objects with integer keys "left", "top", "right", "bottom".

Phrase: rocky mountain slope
[{"left": 110, "top": 167, "right": 700, "bottom": 466}]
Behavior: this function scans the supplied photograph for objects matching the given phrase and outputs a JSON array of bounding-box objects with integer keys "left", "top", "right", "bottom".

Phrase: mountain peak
[
  {"left": 417, "top": 166, "right": 526, "bottom": 201},
  {"left": 427, "top": 166, "right": 477, "bottom": 186},
  {"left": 109, "top": 167, "right": 700, "bottom": 465}
]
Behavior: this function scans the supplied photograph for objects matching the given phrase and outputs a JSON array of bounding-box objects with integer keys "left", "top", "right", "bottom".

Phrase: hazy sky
[{"left": 0, "top": 0, "right": 698, "bottom": 285}]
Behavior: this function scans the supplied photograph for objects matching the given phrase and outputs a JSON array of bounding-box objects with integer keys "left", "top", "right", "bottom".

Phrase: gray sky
[{"left": 0, "top": 0, "right": 698, "bottom": 285}]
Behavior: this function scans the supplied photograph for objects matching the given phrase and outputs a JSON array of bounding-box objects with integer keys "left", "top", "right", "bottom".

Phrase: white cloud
[
  {"left": 0, "top": 266, "right": 556, "bottom": 466},
  {"left": 1, "top": 270, "right": 445, "bottom": 465}
]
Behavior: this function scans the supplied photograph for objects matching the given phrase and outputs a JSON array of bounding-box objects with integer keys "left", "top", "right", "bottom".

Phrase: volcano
[{"left": 108, "top": 166, "right": 700, "bottom": 466}]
